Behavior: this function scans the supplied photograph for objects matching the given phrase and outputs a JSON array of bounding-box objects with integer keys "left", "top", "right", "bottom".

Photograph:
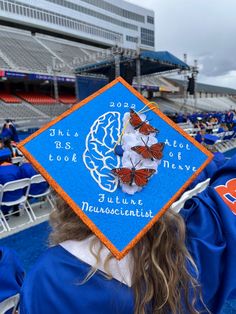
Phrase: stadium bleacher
[
  {"left": 36, "top": 34, "right": 90, "bottom": 66},
  {"left": 0, "top": 24, "right": 234, "bottom": 123},
  {"left": 31, "top": 103, "right": 72, "bottom": 117},
  {"left": 16, "top": 92, "right": 56, "bottom": 105},
  {"left": 0, "top": 25, "right": 102, "bottom": 73},
  {"left": 0, "top": 100, "right": 48, "bottom": 121},
  {"left": 0, "top": 92, "right": 21, "bottom": 103},
  {"left": 170, "top": 96, "right": 236, "bottom": 113},
  {"left": 0, "top": 28, "right": 49, "bottom": 72}
]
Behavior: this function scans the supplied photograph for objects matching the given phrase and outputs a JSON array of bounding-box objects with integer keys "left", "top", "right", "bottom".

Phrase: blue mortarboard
[
  {"left": 0, "top": 148, "right": 11, "bottom": 161},
  {"left": 18, "top": 77, "right": 213, "bottom": 259}
]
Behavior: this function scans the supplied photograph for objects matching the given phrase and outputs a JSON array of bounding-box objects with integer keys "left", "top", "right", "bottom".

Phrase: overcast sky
[{"left": 128, "top": 0, "right": 236, "bottom": 89}]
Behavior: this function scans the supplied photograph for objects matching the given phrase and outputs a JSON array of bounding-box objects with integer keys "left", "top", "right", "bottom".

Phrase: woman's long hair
[{"left": 50, "top": 197, "right": 202, "bottom": 314}]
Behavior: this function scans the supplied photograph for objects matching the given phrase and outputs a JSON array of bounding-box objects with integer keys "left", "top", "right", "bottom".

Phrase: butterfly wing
[
  {"left": 129, "top": 109, "right": 143, "bottom": 128},
  {"left": 134, "top": 169, "right": 155, "bottom": 187},
  {"left": 131, "top": 145, "right": 152, "bottom": 159},
  {"left": 112, "top": 168, "right": 132, "bottom": 185},
  {"left": 139, "top": 122, "right": 159, "bottom": 135},
  {"left": 149, "top": 143, "right": 165, "bottom": 160}
]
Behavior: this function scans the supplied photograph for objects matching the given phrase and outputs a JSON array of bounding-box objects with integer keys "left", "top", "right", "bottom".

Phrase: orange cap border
[{"left": 18, "top": 76, "right": 213, "bottom": 260}]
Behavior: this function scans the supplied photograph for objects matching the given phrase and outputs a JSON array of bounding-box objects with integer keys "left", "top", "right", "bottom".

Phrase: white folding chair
[
  {"left": 0, "top": 293, "right": 20, "bottom": 314},
  {"left": 0, "top": 184, "right": 8, "bottom": 234},
  {"left": 0, "top": 178, "right": 33, "bottom": 231},
  {"left": 26, "top": 174, "right": 55, "bottom": 220},
  {"left": 11, "top": 156, "right": 24, "bottom": 165}
]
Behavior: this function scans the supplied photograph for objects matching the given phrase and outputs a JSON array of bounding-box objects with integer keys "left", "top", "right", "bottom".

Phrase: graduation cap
[
  {"left": 0, "top": 148, "right": 11, "bottom": 161},
  {"left": 18, "top": 77, "right": 213, "bottom": 259}
]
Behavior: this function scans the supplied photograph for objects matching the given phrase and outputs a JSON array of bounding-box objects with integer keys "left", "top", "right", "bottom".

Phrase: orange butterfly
[
  {"left": 131, "top": 138, "right": 165, "bottom": 160},
  {"left": 129, "top": 109, "right": 159, "bottom": 135},
  {"left": 112, "top": 161, "right": 155, "bottom": 187}
]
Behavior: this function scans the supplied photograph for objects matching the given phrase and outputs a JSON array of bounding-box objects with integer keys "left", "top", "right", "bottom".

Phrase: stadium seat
[
  {"left": 26, "top": 174, "right": 55, "bottom": 220},
  {"left": 0, "top": 293, "right": 20, "bottom": 314},
  {"left": 0, "top": 178, "right": 33, "bottom": 231},
  {"left": 0, "top": 92, "right": 21, "bottom": 103},
  {"left": 17, "top": 92, "right": 56, "bottom": 105}
]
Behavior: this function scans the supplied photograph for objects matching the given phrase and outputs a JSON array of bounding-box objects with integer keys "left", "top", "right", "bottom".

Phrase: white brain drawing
[{"left": 83, "top": 112, "right": 121, "bottom": 192}]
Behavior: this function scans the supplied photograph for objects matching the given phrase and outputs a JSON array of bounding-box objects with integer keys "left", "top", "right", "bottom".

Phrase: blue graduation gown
[
  {"left": 20, "top": 245, "right": 134, "bottom": 314},
  {"left": 181, "top": 154, "right": 236, "bottom": 313},
  {"left": 1, "top": 128, "right": 13, "bottom": 141},
  {"left": 0, "top": 246, "right": 24, "bottom": 302},
  {"left": 186, "top": 152, "right": 226, "bottom": 191}
]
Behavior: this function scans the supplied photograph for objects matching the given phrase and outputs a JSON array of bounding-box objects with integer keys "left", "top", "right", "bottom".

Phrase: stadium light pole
[
  {"left": 52, "top": 56, "right": 59, "bottom": 104},
  {"left": 183, "top": 53, "right": 188, "bottom": 109},
  {"left": 193, "top": 59, "right": 198, "bottom": 111},
  {"left": 113, "top": 47, "right": 121, "bottom": 78}
]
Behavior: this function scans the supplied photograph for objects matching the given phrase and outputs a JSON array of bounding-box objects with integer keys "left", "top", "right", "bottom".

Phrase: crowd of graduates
[
  {"left": 167, "top": 109, "right": 235, "bottom": 126},
  {"left": 167, "top": 110, "right": 236, "bottom": 146},
  {"left": 0, "top": 120, "right": 49, "bottom": 216}
]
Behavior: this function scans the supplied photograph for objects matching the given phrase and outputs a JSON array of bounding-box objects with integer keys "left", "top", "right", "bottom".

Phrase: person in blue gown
[
  {"left": 20, "top": 155, "right": 236, "bottom": 314},
  {"left": 186, "top": 151, "right": 226, "bottom": 191},
  {"left": 0, "top": 247, "right": 24, "bottom": 307},
  {"left": 0, "top": 120, "right": 19, "bottom": 143},
  {"left": 180, "top": 154, "right": 236, "bottom": 313}
]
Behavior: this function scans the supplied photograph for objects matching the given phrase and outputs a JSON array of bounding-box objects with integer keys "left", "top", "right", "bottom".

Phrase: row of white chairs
[
  {"left": 214, "top": 138, "right": 236, "bottom": 153},
  {"left": 0, "top": 174, "right": 55, "bottom": 233}
]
